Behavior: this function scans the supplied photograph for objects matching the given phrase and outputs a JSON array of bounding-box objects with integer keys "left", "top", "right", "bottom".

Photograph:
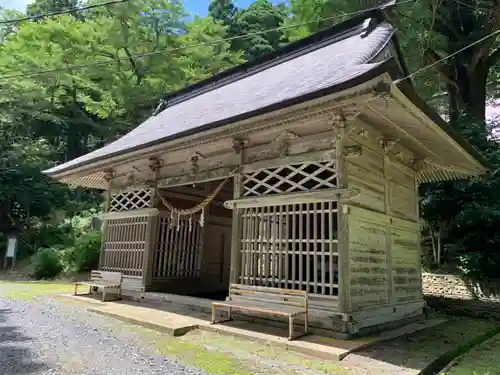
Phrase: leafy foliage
[
  {"left": 67, "top": 231, "right": 102, "bottom": 273},
  {"left": 0, "top": 0, "right": 244, "bottom": 264},
  {"left": 286, "top": 0, "right": 500, "bottom": 279},
  {"left": 209, "top": 0, "right": 287, "bottom": 59},
  {"left": 31, "top": 247, "right": 64, "bottom": 279},
  {"left": 0, "top": 0, "right": 499, "bottom": 281}
]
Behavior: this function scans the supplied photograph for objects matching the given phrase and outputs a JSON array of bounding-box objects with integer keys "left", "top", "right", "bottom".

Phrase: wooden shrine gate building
[{"left": 44, "top": 8, "right": 488, "bottom": 336}]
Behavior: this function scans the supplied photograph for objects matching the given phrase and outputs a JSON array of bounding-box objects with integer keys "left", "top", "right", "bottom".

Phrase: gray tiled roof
[{"left": 45, "top": 21, "right": 395, "bottom": 175}]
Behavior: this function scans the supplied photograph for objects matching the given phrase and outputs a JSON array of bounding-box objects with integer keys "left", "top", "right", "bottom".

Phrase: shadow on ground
[
  {"left": 0, "top": 307, "right": 51, "bottom": 374},
  {"left": 341, "top": 316, "right": 499, "bottom": 375}
]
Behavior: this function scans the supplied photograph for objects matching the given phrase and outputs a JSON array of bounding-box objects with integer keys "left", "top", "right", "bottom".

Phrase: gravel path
[{"left": 0, "top": 295, "right": 207, "bottom": 375}]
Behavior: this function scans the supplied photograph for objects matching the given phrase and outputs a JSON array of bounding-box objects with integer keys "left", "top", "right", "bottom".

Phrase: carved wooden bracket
[
  {"left": 190, "top": 153, "right": 203, "bottom": 176},
  {"left": 272, "top": 130, "right": 299, "bottom": 157},
  {"left": 330, "top": 109, "right": 361, "bottom": 140},
  {"left": 379, "top": 137, "right": 399, "bottom": 153},
  {"left": 148, "top": 156, "right": 162, "bottom": 172},
  {"left": 103, "top": 168, "right": 115, "bottom": 182},
  {"left": 330, "top": 112, "right": 347, "bottom": 128},
  {"left": 410, "top": 157, "right": 428, "bottom": 172},
  {"left": 232, "top": 138, "right": 245, "bottom": 154},
  {"left": 344, "top": 145, "right": 363, "bottom": 157},
  {"left": 350, "top": 128, "right": 368, "bottom": 139}
]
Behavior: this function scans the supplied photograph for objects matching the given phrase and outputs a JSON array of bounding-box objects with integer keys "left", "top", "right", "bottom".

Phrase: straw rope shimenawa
[{"left": 157, "top": 171, "right": 236, "bottom": 231}]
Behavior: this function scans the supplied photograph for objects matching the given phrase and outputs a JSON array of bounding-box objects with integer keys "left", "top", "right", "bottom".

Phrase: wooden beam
[
  {"left": 51, "top": 86, "right": 382, "bottom": 183},
  {"left": 100, "top": 208, "right": 159, "bottom": 220},
  {"left": 157, "top": 167, "right": 234, "bottom": 189},
  {"left": 159, "top": 190, "right": 227, "bottom": 207},
  {"left": 242, "top": 149, "right": 336, "bottom": 174},
  {"left": 224, "top": 188, "right": 360, "bottom": 209},
  {"left": 366, "top": 104, "right": 444, "bottom": 162}
]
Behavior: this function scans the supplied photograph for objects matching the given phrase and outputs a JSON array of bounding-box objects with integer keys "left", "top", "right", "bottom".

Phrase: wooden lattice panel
[
  {"left": 238, "top": 201, "right": 339, "bottom": 295},
  {"left": 109, "top": 189, "right": 152, "bottom": 212},
  {"left": 242, "top": 161, "right": 337, "bottom": 197},
  {"left": 153, "top": 214, "right": 203, "bottom": 278},
  {"left": 101, "top": 216, "right": 148, "bottom": 276}
]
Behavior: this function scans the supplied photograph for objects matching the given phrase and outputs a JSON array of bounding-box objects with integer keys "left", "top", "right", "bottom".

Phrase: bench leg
[
  {"left": 211, "top": 304, "right": 217, "bottom": 324},
  {"left": 102, "top": 290, "right": 106, "bottom": 302},
  {"left": 304, "top": 312, "right": 308, "bottom": 334},
  {"left": 211, "top": 305, "right": 233, "bottom": 325},
  {"left": 74, "top": 284, "right": 78, "bottom": 296},
  {"left": 288, "top": 316, "right": 293, "bottom": 341}
]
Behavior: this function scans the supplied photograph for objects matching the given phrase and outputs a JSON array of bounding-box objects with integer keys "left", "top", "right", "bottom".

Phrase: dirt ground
[{"left": 1, "top": 281, "right": 498, "bottom": 375}]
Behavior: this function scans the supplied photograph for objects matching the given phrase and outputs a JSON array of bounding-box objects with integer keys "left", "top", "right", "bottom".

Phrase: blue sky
[{"left": 0, "top": 0, "right": 259, "bottom": 16}]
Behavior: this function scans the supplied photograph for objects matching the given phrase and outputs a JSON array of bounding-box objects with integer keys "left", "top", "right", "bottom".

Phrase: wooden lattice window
[
  {"left": 243, "top": 161, "right": 337, "bottom": 197},
  {"left": 153, "top": 214, "right": 203, "bottom": 278},
  {"left": 101, "top": 217, "right": 148, "bottom": 276},
  {"left": 239, "top": 202, "right": 339, "bottom": 295},
  {"left": 109, "top": 189, "right": 152, "bottom": 212}
]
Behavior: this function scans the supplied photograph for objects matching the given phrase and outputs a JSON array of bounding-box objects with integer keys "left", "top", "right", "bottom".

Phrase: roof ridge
[{"left": 154, "top": 8, "right": 389, "bottom": 115}]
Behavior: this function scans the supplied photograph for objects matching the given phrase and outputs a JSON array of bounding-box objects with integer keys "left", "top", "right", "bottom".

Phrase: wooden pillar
[
  {"left": 99, "top": 170, "right": 114, "bottom": 270},
  {"left": 382, "top": 145, "right": 394, "bottom": 306},
  {"left": 333, "top": 113, "right": 349, "bottom": 314},
  {"left": 142, "top": 157, "right": 162, "bottom": 290},
  {"left": 229, "top": 139, "right": 244, "bottom": 285},
  {"left": 381, "top": 138, "right": 400, "bottom": 306},
  {"left": 412, "top": 159, "right": 425, "bottom": 300},
  {"left": 98, "top": 220, "right": 109, "bottom": 270},
  {"left": 142, "top": 214, "right": 158, "bottom": 290}
]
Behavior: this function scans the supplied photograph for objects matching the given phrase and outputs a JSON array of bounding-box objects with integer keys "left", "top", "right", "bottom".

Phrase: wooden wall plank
[
  {"left": 347, "top": 208, "right": 390, "bottom": 311},
  {"left": 390, "top": 224, "right": 422, "bottom": 303}
]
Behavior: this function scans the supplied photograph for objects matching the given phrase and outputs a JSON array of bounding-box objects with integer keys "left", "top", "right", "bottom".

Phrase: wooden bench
[
  {"left": 211, "top": 284, "right": 308, "bottom": 340},
  {"left": 74, "top": 270, "right": 122, "bottom": 302}
]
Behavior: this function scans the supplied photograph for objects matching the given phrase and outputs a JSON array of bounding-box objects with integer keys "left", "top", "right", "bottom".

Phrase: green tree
[
  {"left": 0, "top": 0, "right": 242, "bottom": 160},
  {"left": 208, "top": 0, "right": 288, "bottom": 60},
  {"left": 208, "top": 0, "right": 236, "bottom": 26},
  {"left": 27, "top": 0, "right": 80, "bottom": 15},
  {"left": 0, "top": 0, "right": 243, "bottom": 257},
  {"left": 287, "top": 0, "right": 500, "bottom": 277},
  {"left": 230, "top": 0, "right": 287, "bottom": 59}
]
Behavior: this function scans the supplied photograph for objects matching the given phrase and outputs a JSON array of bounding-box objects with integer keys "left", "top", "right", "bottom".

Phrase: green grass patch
[
  {"left": 444, "top": 332, "right": 500, "bottom": 375},
  {"left": 124, "top": 324, "right": 348, "bottom": 375},
  {"left": 125, "top": 325, "right": 255, "bottom": 375},
  {"left": 416, "top": 317, "right": 500, "bottom": 375},
  {"left": 181, "top": 330, "right": 346, "bottom": 374},
  {"left": 0, "top": 281, "right": 73, "bottom": 300}
]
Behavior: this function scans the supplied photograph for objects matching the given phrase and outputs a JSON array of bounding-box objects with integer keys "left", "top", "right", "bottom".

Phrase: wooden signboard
[{"left": 3, "top": 236, "right": 17, "bottom": 269}]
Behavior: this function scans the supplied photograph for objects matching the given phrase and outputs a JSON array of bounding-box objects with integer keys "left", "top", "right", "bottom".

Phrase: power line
[
  {"left": 0, "top": 0, "right": 416, "bottom": 81},
  {"left": 394, "top": 28, "right": 500, "bottom": 84},
  {"left": 0, "top": 0, "right": 128, "bottom": 25}
]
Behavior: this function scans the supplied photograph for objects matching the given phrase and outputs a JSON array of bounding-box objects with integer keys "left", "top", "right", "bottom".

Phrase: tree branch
[
  {"left": 469, "top": 4, "right": 500, "bottom": 72},
  {"left": 487, "top": 46, "right": 500, "bottom": 69},
  {"left": 424, "top": 48, "right": 460, "bottom": 90}
]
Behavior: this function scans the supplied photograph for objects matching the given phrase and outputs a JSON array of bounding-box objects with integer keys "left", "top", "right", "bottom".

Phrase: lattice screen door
[
  {"left": 237, "top": 161, "right": 340, "bottom": 296},
  {"left": 153, "top": 213, "right": 203, "bottom": 278}
]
